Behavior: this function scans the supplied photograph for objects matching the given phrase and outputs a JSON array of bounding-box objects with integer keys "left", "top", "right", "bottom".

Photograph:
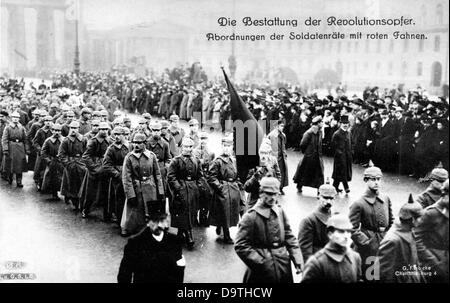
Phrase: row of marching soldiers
[{"left": 0, "top": 107, "right": 247, "bottom": 248}]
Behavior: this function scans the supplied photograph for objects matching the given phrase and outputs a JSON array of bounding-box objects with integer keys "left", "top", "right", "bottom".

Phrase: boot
[
  {"left": 223, "top": 227, "right": 234, "bottom": 244},
  {"left": 52, "top": 192, "right": 61, "bottom": 201},
  {"left": 185, "top": 229, "right": 194, "bottom": 249},
  {"left": 8, "top": 174, "right": 13, "bottom": 185},
  {"left": 16, "top": 174, "right": 23, "bottom": 188}
]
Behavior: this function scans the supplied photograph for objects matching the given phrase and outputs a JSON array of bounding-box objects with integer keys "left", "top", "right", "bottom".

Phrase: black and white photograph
[{"left": 0, "top": 0, "right": 448, "bottom": 290}]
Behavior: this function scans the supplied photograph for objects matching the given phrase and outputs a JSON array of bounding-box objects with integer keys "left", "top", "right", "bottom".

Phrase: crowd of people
[{"left": 0, "top": 70, "right": 448, "bottom": 283}]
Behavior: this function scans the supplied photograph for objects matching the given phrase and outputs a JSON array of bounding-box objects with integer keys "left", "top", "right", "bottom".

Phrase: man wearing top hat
[
  {"left": 377, "top": 194, "right": 425, "bottom": 283},
  {"left": 235, "top": 177, "right": 304, "bottom": 283},
  {"left": 298, "top": 182, "right": 337, "bottom": 263},
  {"left": 349, "top": 165, "right": 394, "bottom": 280},
  {"left": 331, "top": 115, "right": 352, "bottom": 193},
  {"left": 293, "top": 115, "right": 324, "bottom": 194},
  {"left": 302, "top": 213, "right": 361, "bottom": 283},
  {"left": 1, "top": 111, "right": 29, "bottom": 187}
]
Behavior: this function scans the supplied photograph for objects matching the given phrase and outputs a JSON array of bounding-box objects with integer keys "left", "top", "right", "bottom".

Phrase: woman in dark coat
[
  {"left": 208, "top": 137, "right": 242, "bottom": 244},
  {"left": 293, "top": 116, "right": 324, "bottom": 193},
  {"left": 331, "top": 115, "right": 352, "bottom": 193}
]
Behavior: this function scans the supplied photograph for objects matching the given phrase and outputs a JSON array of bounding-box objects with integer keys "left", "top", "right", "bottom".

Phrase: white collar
[{"left": 152, "top": 233, "right": 164, "bottom": 242}]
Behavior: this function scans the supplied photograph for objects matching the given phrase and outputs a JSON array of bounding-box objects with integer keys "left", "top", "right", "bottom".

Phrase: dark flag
[{"left": 221, "top": 67, "right": 264, "bottom": 181}]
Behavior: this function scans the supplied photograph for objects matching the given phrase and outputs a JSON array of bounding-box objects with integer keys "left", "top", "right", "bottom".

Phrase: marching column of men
[{"left": 0, "top": 104, "right": 448, "bottom": 284}]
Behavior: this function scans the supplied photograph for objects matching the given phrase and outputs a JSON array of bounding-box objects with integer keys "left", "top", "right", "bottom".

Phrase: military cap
[
  {"left": 66, "top": 110, "right": 75, "bottom": 117},
  {"left": 199, "top": 131, "right": 208, "bottom": 139},
  {"left": 150, "top": 121, "right": 162, "bottom": 130},
  {"left": 98, "top": 122, "right": 110, "bottom": 130},
  {"left": 133, "top": 133, "right": 147, "bottom": 143},
  {"left": 91, "top": 119, "right": 100, "bottom": 126},
  {"left": 123, "top": 127, "right": 131, "bottom": 135},
  {"left": 142, "top": 113, "right": 152, "bottom": 119},
  {"left": 50, "top": 102, "right": 59, "bottom": 108},
  {"left": 318, "top": 183, "right": 337, "bottom": 197},
  {"left": 52, "top": 123, "right": 63, "bottom": 131},
  {"left": 112, "top": 126, "right": 124, "bottom": 135},
  {"left": 123, "top": 116, "right": 131, "bottom": 123},
  {"left": 442, "top": 179, "right": 449, "bottom": 194},
  {"left": 81, "top": 107, "right": 92, "bottom": 114},
  {"left": 259, "top": 177, "right": 280, "bottom": 194},
  {"left": 188, "top": 118, "right": 199, "bottom": 126},
  {"left": 363, "top": 166, "right": 383, "bottom": 178},
  {"left": 100, "top": 110, "right": 108, "bottom": 116},
  {"left": 44, "top": 115, "right": 53, "bottom": 121},
  {"left": 39, "top": 109, "right": 48, "bottom": 116},
  {"left": 222, "top": 135, "right": 233, "bottom": 144},
  {"left": 60, "top": 104, "right": 70, "bottom": 111},
  {"left": 113, "top": 110, "right": 122, "bottom": 116},
  {"left": 10, "top": 111, "right": 20, "bottom": 118},
  {"left": 41, "top": 100, "right": 49, "bottom": 107},
  {"left": 138, "top": 117, "right": 147, "bottom": 124},
  {"left": 430, "top": 168, "right": 448, "bottom": 182},
  {"left": 169, "top": 114, "right": 179, "bottom": 121},
  {"left": 161, "top": 120, "right": 170, "bottom": 128},
  {"left": 69, "top": 121, "right": 80, "bottom": 128},
  {"left": 311, "top": 116, "right": 323, "bottom": 124},
  {"left": 326, "top": 213, "right": 354, "bottom": 231},
  {"left": 181, "top": 138, "right": 195, "bottom": 146},
  {"left": 92, "top": 110, "right": 101, "bottom": 117},
  {"left": 32, "top": 109, "right": 41, "bottom": 115},
  {"left": 398, "top": 194, "right": 424, "bottom": 220},
  {"left": 395, "top": 107, "right": 404, "bottom": 113},
  {"left": 113, "top": 117, "right": 123, "bottom": 125}
]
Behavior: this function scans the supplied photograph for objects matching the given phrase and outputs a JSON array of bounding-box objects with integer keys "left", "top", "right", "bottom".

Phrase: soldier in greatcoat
[
  {"left": 298, "top": 183, "right": 337, "bottom": 263},
  {"left": 378, "top": 194, "right": 425, "bottom": 283},
  {"left": 0, "top": 111, "right": 9, "bottom": 180},
  {"left": 416, "top": 168, "right": 448, "bottom": 208},
  {"left": 26, "top": 109, "right": 46, "bottom": 171},
  {"left": 121, "top": 133, "right": 165, "bottom": 236},
  {"left": 58, "top": 121, "right": 87, "bottom": 211},
  {"left": 168, "top": 114, "right": 185, "bottom": 153},
  {"left": 102, "top": 126, "right": 129, "bottom": 227},
  {"left": 235, "top": 177, "right": 304, "bottom": 283},
  {"left": 208, "top": 136, "right": 242, "bottom": 244},
  {"left": 267, "top": 120, "right": 289, "bottom": 195},
  {"left": 167, "top": 138, "right": 203, "bottom": 248},
  {"left": 40, "top": 123, "right": 64, "bottom": 200},
  {"left": 32, "top": 115, "right": 53, "bottom": 191},
  {"left": 348, "top": 166, "right": 394, "bottom": 281},
  {"left": 1, "top": 111, "right": 29, "bottom": 187},
  {"left": 80, "top": 122, "right": 113, "bottom": 219},
  {"left": 161, "top": 120, "right": 179, "bottom": 157}
]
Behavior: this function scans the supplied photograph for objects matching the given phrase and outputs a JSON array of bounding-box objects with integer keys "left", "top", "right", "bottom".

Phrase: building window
[
  {"left": 437, "top": 4, "right": 443, "bottom": 25},
  {"left": 418, "top": 40, "right": 424, "bottom": 52},
  {"left": 421, "top": 5, "right": 427, "bottom": 26},
  {"left": 401, "top": 61, "right": 408, "bottom": 77},
  {"left": 434, "top": 35, "right": 441, "bottom": 51},
  {"left": 388, "top": 62, "right": 393, "bottom": 75},
  {"left": 417, "top": 62, "right": 423, "bottom": 76}
]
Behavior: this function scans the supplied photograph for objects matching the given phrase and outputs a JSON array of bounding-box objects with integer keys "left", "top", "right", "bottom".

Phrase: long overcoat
[
  {"left": 1, "top": 123, "right": 28, "bottom": 174},
  {"left": 331, "top": 128, "right": 352, "bottom": 182},
  {"left": 41, "top": 136, "right": 64, "bottom": 193}
]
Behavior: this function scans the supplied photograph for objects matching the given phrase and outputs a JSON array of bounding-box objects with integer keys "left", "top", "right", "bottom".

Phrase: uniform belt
[
  {"left": 222, "top": 178, "right": 236, "bottom": 182},
  {"left": 256, "top": 242, "right": 283, "bottom": 249},
  {"left": 9, "top": 139, "right": 23, "bottom": 143},
  {"left": 183, "top": 176, "right": 197, "bottom": 181},
  {"left": 137, "top": 176, "right": 152, "bottom": 181},
  {"left": 365, "top": 227, "right": 387, "bottom": 233}
]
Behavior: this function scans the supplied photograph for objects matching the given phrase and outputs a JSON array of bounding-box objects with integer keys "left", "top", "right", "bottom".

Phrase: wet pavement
[{"left": 0, "top": 120, "right": 428, "bottom": 283}]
